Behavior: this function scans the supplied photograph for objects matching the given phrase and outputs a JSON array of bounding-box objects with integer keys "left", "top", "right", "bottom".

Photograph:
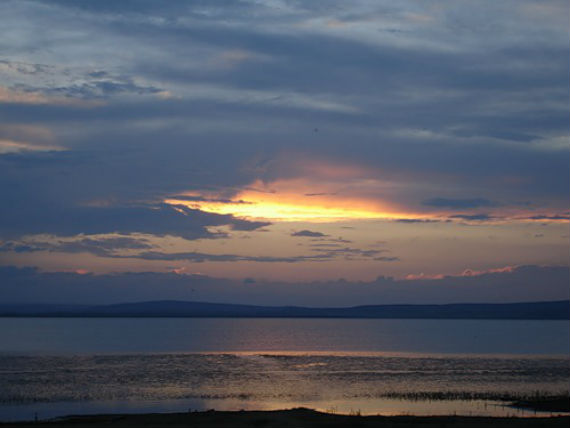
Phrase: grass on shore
[
  {"left": 1, "top": 408, "right": 569, "bottom": 428},
  {"left": 377, "top": 392, "right": 569, "bottom": 412}
]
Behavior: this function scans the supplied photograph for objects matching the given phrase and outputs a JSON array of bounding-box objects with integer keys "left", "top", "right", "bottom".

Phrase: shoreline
[
  {"left": 510, "top": 397, "right": 570, "bottom": 413},
  {"left": 1, "top": 394, "right": 567, "bottom": 423},
  {"left": 1, "top": 408, "right": 569, "bottom": 428}
]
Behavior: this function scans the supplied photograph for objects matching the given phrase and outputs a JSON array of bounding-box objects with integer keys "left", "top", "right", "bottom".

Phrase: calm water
[
  {"left": 0, "top": 318, "right": 568, "bottom": 421},
  {"left": 0, "top": 317, "right": 568, "bottom": 354}
]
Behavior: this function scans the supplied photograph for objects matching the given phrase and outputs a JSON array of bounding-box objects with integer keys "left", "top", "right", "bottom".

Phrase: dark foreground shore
[{"left": 1, "top": 409, "right": 569, "bottom": 428}]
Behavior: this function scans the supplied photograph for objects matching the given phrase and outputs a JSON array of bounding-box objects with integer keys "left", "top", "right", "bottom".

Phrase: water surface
[
  {"left": 0, "top": 318, "right": 568, "bottom": 421},
  {"left": 0, "top": 317, "right": 567, "bottom": 354}
]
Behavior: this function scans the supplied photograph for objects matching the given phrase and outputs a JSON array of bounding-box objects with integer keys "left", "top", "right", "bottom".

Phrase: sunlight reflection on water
[
  {"left": 0, "top": 352, "right": 568, "bottom": 421},
  {"left": 0, "top": 318, "right": 568, "bottom": 421}
]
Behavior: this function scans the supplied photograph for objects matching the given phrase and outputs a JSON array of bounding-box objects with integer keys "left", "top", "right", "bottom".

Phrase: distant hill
[{"left": 0, "top": 300, "right": 568, "bottom": 319}]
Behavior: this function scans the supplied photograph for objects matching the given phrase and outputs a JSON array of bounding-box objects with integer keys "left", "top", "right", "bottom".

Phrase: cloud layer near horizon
[{"left": 0, "top": 265, "right": 567, "bottom": 307}]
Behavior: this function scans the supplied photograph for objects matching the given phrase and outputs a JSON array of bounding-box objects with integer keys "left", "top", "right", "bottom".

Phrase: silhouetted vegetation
[{"left": 0, "top": 408, "right": 567, "bottom": 428}]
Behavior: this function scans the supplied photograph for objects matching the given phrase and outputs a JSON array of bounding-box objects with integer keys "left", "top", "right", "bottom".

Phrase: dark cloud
[
  {"left": 309, "top": 247, "right": 386, "bottom": 260},
  {"left": 1, "top": 1, "right": 567, "bottom": 197},
  {"left": 105, "top": 244, "right": 391, "bottom": 264},
  {"left": 115, "top": 250, "right": 330, "bottom": 264},
  {"left": 0, "top": 147, "right": 268, "bottom": 240},
  {"left": 0, "top": 236, "right": 153, "bottom": 257},
  {"left": 422, "top": 198, "right": 497, "bottom": 209},
  {"left": 525, "top": 214, "right": 570, "bottom": 221},
  {"left": 396, "top": 219, "right": 442, "bottom": 224},
  {"left": 309, "top": 243, "right": 344, "bottom": 248},
  {"left": 170, "top": 195, "right": 251, "bottom": 204},
  {"left": 449, "top": 214, "right": 495, "bottom": 222},
  {"left": 0, "top": 197, "right": 268, "bottom": 241},
  {"left": 0, "top": 237, "right": 397, "bottom": 264},
  {"left": 291, "top": 230, "right": 328, "bottom": 238},
  {"left": 0, "top": 264, "right": 567, "bottom": 306},
  {"left": 304, "top": 192, "right": 337, "bottom": 197},
  {"left": 13, "top": 79, "right": 162, "bottom": 100},
  {"left": 311, "top": 236, "right": 353, "bottom": 243},
  {"left": 374, "top": 256, "right": 400, "bottom": 262}
]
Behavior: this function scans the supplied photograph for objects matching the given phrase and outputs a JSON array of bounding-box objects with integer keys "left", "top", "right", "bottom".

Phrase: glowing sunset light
[
  {"left": 165, "top": 186, "right": 570, "bottom": 224},
  {"left": 164, "top": 179, "right": 424, "bottom": 222},
  {"left": 166, "top": 195, "right": 403, "bottom": 222}
]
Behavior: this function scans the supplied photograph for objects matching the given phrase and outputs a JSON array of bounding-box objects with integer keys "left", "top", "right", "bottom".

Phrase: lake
[{"left": 0, "top": 318, "right": 568, "bottom": 421}]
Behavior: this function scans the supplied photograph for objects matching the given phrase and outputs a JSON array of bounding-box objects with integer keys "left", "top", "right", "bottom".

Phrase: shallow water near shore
[
  {"left": 1, "top": 396, "right": 565, "bottom": 421},
  {"left": 0, "top": 318, "right": 568, "bottom": 421}
]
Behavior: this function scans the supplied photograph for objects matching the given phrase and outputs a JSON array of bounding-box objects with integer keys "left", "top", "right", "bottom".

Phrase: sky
[{"left": 0, "top": 0, "right": 568, "bottom": 305}]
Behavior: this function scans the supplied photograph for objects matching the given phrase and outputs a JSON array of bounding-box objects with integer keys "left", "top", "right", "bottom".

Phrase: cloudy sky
[{"left": 0, "top": 0, "right": 568, "bottom": 305}]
